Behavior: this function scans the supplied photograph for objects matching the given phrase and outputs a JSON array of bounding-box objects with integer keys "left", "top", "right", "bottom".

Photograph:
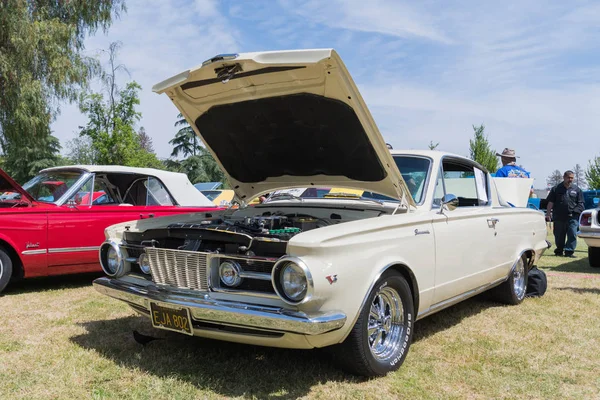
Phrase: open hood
[
  {"left": 153, "top": 49, "right": 414, "bottom": 206},
  {"left": 0, "top": 168, "right": 35, "bottom": 203}
]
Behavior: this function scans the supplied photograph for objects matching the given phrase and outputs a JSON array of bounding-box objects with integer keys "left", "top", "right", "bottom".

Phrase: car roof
[{"left": 40, "top": 165, "right": 215, "bottom": 207}]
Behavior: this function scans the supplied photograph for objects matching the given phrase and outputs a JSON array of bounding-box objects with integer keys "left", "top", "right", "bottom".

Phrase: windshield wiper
[
  {"left": 325, "top": 193, "right": 385, "bottom": 206},
  {"left": 267, "top": 193, "right": 303, "bottom": 202}
]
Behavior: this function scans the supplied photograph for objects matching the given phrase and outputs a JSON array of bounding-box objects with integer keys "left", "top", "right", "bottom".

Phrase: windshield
[
  {"left": 21, "top": 170, "right": 85, "bottom": 203},
  {"left": 263, "top": 156, "right": 431, "bottom": 205}
]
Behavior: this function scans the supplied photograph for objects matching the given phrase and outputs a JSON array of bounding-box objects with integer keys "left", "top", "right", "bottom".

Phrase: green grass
[{"left": 0, "top": 232, "right": 599, "bottom": 399}]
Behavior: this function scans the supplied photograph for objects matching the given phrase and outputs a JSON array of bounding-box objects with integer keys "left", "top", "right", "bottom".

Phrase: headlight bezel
[
  {"left": 219, "top": 260, "right": 243, "bottom": 287},
  {"left": 99, "top": 240, "right": 127, "bottom": 277},
  {"left": 138, "top": 252, "right": 151, "bottom": 275},
  {"left": 272, "top": 257, "right": 314, "bottom": 305}
]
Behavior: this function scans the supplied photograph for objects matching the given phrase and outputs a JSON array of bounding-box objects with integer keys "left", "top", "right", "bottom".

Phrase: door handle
[
  {"left": 140, "top": 213, "right": 154, "bottom": 219},
  {"left": 487, "top": 218, "right": 499, "bottom": 228}
]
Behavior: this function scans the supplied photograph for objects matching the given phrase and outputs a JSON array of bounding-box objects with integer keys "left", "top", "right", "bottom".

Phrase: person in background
[
  {"left": 546, "top": 170, "right": 585, "bottom": 258},
  {"left": 495, "top": 148, "right": 530, "bottom": 178}
]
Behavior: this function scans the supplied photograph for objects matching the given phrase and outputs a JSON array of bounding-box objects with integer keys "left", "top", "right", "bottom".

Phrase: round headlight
[
  {"left": 219, "top": 260, "right": 242, "bottom": 287},
  {"left": 99, "top": 241, "right": 124, "bottom": 277},
  {"left": 138, "top": 253, "right": 151, "bottom": 275},
  {"left": 280, "top": 263, "right": 308, "bottom": 301}
]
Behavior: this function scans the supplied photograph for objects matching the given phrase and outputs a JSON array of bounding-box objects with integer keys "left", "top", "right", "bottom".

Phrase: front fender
[{"left": 287, "top": 217, "right": 435, "bottom": 347}]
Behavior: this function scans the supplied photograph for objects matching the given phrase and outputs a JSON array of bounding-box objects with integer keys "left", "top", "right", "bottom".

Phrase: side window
[
  {"left": 92, "top": 180, "right": 118, "bottom": 205},
  {"left": 145, "top": 177, "right": 175, "bottom": 206},
  {"left": 439, "top": 160, "right": 485, "bottom": 207},
  {"left": 67, "top": 177, "right": 93, "bottom": 206}
]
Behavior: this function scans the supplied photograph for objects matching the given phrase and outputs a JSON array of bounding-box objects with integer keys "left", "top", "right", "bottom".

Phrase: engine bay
[{"left": 121, "top": 202, "right": 394, "bottom": 259}]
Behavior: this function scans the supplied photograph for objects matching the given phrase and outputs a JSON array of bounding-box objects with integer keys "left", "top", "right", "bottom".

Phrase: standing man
[
  {"left": 546, "top": 170, "right": 585, "bottom": 257},
  {"left": 495, "top": 148, "right": 530, "bottom": 178}
]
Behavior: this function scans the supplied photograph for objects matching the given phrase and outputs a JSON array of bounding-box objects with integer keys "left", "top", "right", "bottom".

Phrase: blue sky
[{"left": 51, "top": 0, "right": 600, "bottom": 189}]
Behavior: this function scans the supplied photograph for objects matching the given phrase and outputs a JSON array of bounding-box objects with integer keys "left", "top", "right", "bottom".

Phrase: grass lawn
[{"left": 1, "top": 229, "right": 599, "bottom": 399}]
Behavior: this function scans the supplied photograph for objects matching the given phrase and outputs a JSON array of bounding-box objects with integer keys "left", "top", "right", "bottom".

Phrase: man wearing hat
[{"left": 495, "top": 148, "right": 530, "bottom": 178}]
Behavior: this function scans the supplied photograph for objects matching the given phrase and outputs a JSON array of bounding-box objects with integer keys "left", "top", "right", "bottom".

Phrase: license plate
[{"left": 150, "top": 302, "right": 193, "bottom": 335}]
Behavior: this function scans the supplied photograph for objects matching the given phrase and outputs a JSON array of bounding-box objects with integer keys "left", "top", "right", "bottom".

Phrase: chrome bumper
[{"left": 93, "top": 277, "right": 346, "bottom": 336}]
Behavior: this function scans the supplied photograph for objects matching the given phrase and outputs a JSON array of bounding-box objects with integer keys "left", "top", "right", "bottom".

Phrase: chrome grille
[{"left": 146, "top": 248, "right": 208, "bottom": 290}]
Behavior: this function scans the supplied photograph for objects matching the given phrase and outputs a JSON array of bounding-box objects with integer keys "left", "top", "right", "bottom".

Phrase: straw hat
[{"left": 496, "top": 148, "right": 519, "bottom": 158}]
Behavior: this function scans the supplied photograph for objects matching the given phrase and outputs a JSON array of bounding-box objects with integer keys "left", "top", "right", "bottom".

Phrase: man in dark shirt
[{"left": 546, "top": 170, "right": 585, "bottom": 257}]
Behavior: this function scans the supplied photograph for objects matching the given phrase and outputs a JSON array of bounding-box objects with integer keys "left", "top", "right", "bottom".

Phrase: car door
[
  {"left": 431, "top": 159, "right": 502, "bottom": 304},
  {"left": 46, "top": 175, "right": 209, "bottom": 271}
]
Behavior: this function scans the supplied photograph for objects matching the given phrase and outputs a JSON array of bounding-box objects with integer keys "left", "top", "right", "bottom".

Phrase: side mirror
[
  {"left": 441, "top": 194, "right": 459, "bottom": 211},
  {"left": 66, "top": 199, "right": 78, "bottom": 208}
]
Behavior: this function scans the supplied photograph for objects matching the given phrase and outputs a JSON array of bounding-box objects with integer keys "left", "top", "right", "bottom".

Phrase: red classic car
[{"left": 0, "top": 165, "right": 218, "bottom": 293}]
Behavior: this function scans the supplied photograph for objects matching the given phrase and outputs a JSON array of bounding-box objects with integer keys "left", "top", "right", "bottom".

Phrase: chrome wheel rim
[
  {"left": 367, "top": 286, "right": 404, "bottom": 361},
  {"left": 513, "top": 257, "right": 526, "bottom": 300}
]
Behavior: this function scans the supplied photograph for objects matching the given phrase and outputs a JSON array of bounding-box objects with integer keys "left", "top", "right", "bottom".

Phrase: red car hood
[{"left": 0, "top": 168, "right": 35, "bottom": 203}]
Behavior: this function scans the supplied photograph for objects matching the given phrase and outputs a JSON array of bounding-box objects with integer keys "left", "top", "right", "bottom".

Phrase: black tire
[
  {"left": 589, "top": 247, "right": 600, "bottom": 268},
  {"left": 491, "top": 254, "right": 528, "bottom": 305},
  {"left": 330, "top": 271, "right": 414, "bottom": 377},
  {"left": 0, "top": 247, "right": 13, "bottom": 294}
]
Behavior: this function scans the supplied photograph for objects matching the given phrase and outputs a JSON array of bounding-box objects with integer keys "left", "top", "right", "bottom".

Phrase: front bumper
[{"left": 93, "top": 277, "right": 346, "bottom": 336}]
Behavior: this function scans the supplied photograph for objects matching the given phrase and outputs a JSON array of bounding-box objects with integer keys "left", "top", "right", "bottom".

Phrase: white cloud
[
  {"left": 50, "top": 0, "right": 600, "bottom": 189},
  {"left": 279, "top": 0, "right": 452, "bottom": 44}
]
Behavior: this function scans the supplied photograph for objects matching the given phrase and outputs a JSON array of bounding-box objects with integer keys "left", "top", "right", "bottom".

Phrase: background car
[
  {"left": 578, "top": 207, "right": 600, "bottom": 267},
  {"left": 0, "top": 165, "right": 218, "bottom": 293},
  {"left": 93, "top": 49, "right": 549, "bottom": 377}
]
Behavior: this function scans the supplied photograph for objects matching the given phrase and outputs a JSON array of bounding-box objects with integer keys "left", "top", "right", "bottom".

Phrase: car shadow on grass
[
  {"left": 70, "top": 294, "right": 501, "bottom": 398},
  {"left": 544, "top": 258, "right": 600, "bottom": 274},
  {"left": 554, "top": 287, "right": 600, "bottom": 295},
  {"left": 2, "top": 272, "right": 102, "bottom": 296}
]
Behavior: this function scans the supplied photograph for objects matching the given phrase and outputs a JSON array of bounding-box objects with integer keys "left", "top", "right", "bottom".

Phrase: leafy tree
[
  {"left": 428, "top": 140, "right": 439, "bottom": 150},
  {"left": 573, "top": 163, "right": 587, "bottom": 189},
  {"left": 3, "top": 134, "right": 62, "bottom": 182},
  {"left": 66, "top": 136, "right": 97, "bottom": 164},
  {"left": 586, "top": 156, "right": 600, "bottom": 189},
  {"left": 468, "top": 124, "right": 498, "bottom": 173},
  {"left": 0, "top": 0, "right": 125, "bottom": 180},
  {"left": 547, "top": 169, "right": 562, "bottom": 187},
  {"left": 169, "top": 113, "right": 202, "bottom": 157},
  {"left": 77, "top": 42, "right": 162, "bottom": 168}
]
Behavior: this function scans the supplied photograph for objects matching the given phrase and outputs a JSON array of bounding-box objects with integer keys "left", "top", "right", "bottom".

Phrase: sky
[{"left": 51, "top": 0, "right": 600, "bottom": 189}]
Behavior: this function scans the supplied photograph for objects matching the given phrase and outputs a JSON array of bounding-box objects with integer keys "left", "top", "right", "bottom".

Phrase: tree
[
  {"left": 77, "top": 42, "right": 162, "bottom": 168},
  {"left": 468, "top": 124, "right": 498, "bottom": 172},
  {"left": 573, "top": 163, "right": 587, "bottom": 189},
  {"left": 167, "top": 113, "right": 227, "bottom": 184},
  {"left": 137, "top": 127, "right": 154, "bottom": 153},
  {"left": 547, "top": 169, "right": 562, "bottom": 187},
  {"left": 428, "top": 140, "right": 439, "bottom": 150},
  {"left": 3, "top": 134, "right": 62, "bottom": 182},
  {"left": 586, "top": 156, "right": 600, "bottom": 189},
  {"left": 0, "top": 0, "right": 125, "bottom": 180},
  {"left": 169, "top": 113, "right": 202, "bottom": 157},
  {"left": 66, "top": 136, "right": 97, "bottom": 164}
]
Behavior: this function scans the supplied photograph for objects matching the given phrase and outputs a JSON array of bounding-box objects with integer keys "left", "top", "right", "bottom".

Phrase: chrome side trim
[
  {"left": 22, "top": 249, "right": 48, "bottom": 255},
  {"left": 48, "top": 246, "right": 99, "bottom": 254},
  {"left": 93, "top": 277, "right": 346, "bottom": 336},
  {"left": 417, "top": 277, "right": 505, "bottom": 319},
  {"left": 417, "top": 249, "right": 534, "bottom": 320}
]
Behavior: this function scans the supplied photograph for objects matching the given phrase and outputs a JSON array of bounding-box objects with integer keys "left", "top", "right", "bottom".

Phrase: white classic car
[
  {"left": 578, "top": 208, "right": 600, "bottom": 267},
  {"left": 93, "top": 49, "right": 550, "bottom": 377}
]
